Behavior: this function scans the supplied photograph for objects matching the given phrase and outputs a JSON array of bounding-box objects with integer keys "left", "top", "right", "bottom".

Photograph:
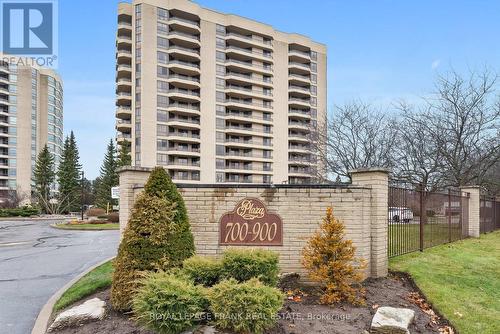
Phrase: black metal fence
[
  {"left": 388, "top": 184, "right": 469, "bottom": 258},
  {"left": 480, "top": 196, "right": 500, "bottom": 234}
]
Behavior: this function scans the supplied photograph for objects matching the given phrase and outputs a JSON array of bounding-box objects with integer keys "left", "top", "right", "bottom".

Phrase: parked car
[{"left": 388, "top": 207, "right": 414, "bottom": 223}]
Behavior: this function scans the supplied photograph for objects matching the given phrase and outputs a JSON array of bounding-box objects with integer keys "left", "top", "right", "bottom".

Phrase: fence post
[
  {"left": 350, "top": 168, "right": 389, "bottom": 278},
  {"left": 419, "top": 184, "right": 424, "bottom": 251},
  {"left": 460, "top": 186, "right": 481, "bottom": 238},
  {"left": 448, "top": 189, "right": 452, "bottom": 243}
]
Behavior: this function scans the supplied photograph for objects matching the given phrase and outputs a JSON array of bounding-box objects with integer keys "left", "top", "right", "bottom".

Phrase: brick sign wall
[{"left": 118, "top": 167, "right": 389, "bottom": 279}]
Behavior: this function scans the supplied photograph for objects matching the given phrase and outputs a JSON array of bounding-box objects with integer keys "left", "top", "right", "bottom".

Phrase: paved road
[{"left": 0, "top": 219, "right": 119, "bottom": 334}]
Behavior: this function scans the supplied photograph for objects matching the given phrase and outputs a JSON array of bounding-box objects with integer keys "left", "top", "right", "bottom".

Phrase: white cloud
[{"left": 431, "top": 59, "right": 441, "bottom": 70}]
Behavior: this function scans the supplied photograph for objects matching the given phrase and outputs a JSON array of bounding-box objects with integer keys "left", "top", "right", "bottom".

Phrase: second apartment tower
[{"left": 115, "top": 0, "right": 326, "bottom": 184}]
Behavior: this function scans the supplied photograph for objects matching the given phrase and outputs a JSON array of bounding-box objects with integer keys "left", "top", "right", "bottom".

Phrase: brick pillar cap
[
  {"left": 349, "top": 168, "right": 389, "bottom": 174},
  {"left": 117, "top": 166, "right": 154, "bottom": 174}
]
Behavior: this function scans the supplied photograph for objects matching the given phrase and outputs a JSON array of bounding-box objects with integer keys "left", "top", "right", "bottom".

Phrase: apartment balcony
[
  {"left": 168, "top": 30, "right": 201, "bottom": 47},
  {"left": 166, "top": 60, "right": 200, "bottom": 76},
  {"left": 289, "top": 156, "right": 315, "bottom": 166},
  {"left": 167, "top": 88, "right": 200, "bottom": 102},
  {"left": 223, "top": 151, "right": 273, "bottom": 162},
  {"left": 225, "top": 125, "right": 273, "bottom": 137},
  {"left": 165, "top": 147, "right": 201, "bottom": 157},
  {"left": 0, "top": 66, "right": 8, "bottom": 74},
  {"left": 0, "top": 86, "right": 8, "bottom": 94},
  {"left": 288, "top": 132, "right": 310, "bottom": 143},
  {"left": 116, "top": 92, "right": 132, "bottom": 104},
  {"left": 165, "top": 102, "right": 200, "bottom": 116},
  {"left": 116, "top": 106, "right": 132, "bottom": 119},
  {"left": 289, "top": 144, "right": 311, "bottom": 153},
  {"left": 225, "top": 45, "right": 273, "bottom": 63},
  {"left": 288, "top": 120, "right": 310, "bottom": 131},
  {"left": 289, "top": 62, "right": 311, "bottom": 76},
  {"left": 168, "top": 16, "right": 201, "bottom": 33},
  {"left": 116, "top": 48, "right": 132, "bottom": 61},
  {"left": 165, "top": 73, "right": 200, "bottom": 89},
  {"left": 225, "top": 85, "right": 273, "bottom": 101},
  {"left": 116, "top": 77, "right": 132, "bottom": 92},
  {"left": 117, "top": 20, "right": 132, "bottom": 29},
  {"left": 116, "top": 133, "right": 132, "bottom": 142},
  {"left": 167, "top": 160, "right": 200, "bottom": 170},
  {"left": 225, "top": 98, "right": 272, "bottom": 112},
  {"left": 167, "top": 118, "right": 201, "bottom": 130},
  {"left": 116, "top": 119, "right": 132, "bottom": 132},
  {"left": 225, "top": 59, "right": 273, "bottom": 76},
  {"left": 225, "top": 32, "right": 273, "bottom": 50},
  {"left": 224, "top": 138, "right": 272, "bottom": 149},
  {"left": 288, "top": 176, "right": 313, "bottom": 185},
  {"left": 223, "top": 166, "right": 273, "bottom": 175},
  {"left": 116, "top": 64, "right": 132, "bottom": 78},
  {"left": 167, "top": 45, "right": 200, "bottom": 60},
  {"left": 289, "top": 49, "right": 311, "bottom": 61},
  {"left": 288, "top": 97, "right": 311, "bottom": 108},
  {"left": 116, "top": 34, "right": 132, "bottom": 48},
  {"left": 289, "top": 108, "right": 312, "bottom": 120},
  {"left": 225, "top": 72, "right": 273, "bottom": 88},
  {"left": 163, "top": 132, "right": 201, "bottom": 144},
  {"left": 288, "top": 167, "right": 315, "bottom": 177},
  {"left": 289, "top": 85, "right": 311, "bottom": 97},
  {"left": 0, "top": 77, "right": 8, "bottom": 85},
  {"left": 0, "top": 97, "right": 9, "bottom": 106},
  {"left": 224, "top": 111, "right": 273, "bottom": 124}
]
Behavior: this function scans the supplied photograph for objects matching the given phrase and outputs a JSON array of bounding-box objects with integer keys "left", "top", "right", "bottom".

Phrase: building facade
[
  {"left": 116, "top": 0, "right": 327, "bottom": 184},
  {"left": 0, "top": 56, "right": 64, "bottom": 202}
]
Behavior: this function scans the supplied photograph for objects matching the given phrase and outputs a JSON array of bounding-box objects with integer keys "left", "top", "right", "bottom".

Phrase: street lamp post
[{"left": 81, "top": 171, "right": 85, "bottom": 221}]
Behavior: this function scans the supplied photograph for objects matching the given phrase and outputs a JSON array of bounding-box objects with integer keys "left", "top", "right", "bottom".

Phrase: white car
[{"left": 388, "top": 207, "right": 414, "bottom": 223}]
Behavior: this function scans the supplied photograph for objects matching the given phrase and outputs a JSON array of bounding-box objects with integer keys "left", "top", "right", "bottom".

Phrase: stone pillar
[
  {"left": 117, "top": 166, "right": 152, "bottom": 236},
  {"left": 461, "top": 186, "right": 481, "bottom": 238},
  {"left": 350, "top": 168, "right": 389, "bottom": 278}
]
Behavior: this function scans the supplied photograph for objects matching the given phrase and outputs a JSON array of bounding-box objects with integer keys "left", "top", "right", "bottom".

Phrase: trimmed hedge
[
  {"left": 182, "top": 255, "right": 223, "bottom": 287},
  {"left": 133, "top": 272, "right": 208, "bottom": 334},
  {"left": 0, "top": 206, "right": 39, "bottom": 217},
  {"left": 222, "top": 249, "right": 279, "bottom": 286},
  {"left": 207, "top": 278, "right": 283, "bottom": 334}
]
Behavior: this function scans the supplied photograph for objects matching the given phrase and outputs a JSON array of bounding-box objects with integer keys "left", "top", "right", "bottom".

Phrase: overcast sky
[{"left": 58, "top": 0, "right": 500, "bottom": 179}]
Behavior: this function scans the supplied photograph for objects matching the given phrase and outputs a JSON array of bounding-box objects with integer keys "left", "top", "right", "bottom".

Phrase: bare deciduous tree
[
  {"left": 311, "top": 101, "right": 398, "bottom": 181},
  {"left": 423, "top": 69, "right": 500, "bottom": 188}
]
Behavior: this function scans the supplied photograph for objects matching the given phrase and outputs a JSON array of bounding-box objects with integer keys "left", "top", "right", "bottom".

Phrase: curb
[
  {"left": 49, "top": 223, "right": 120, "bottom": 231},
  {"left": 31, "top": 257, "right": 115, "bottom": 334}
]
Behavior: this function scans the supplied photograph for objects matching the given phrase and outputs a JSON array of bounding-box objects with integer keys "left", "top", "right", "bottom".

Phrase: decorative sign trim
[{"left": 219, "top": 198, "right": 283, "bottom": 246}]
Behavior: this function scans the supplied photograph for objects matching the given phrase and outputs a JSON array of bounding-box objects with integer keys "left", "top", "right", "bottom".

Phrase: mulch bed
[{"left": 49, "top": 272, "right": 452, "bottom": 334}]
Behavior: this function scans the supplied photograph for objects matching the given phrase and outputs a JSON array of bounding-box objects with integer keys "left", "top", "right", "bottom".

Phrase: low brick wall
[{"left": 118, "top": 167, "right": 389, "bottom": 278}]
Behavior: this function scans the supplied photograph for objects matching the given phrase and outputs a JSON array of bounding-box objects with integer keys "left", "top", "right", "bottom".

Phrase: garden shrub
[
  {"left": 0, "top": 206, "right": 39, "bottom": 217},
  {"left": 222, "top": 248, "right": 279, "bottom": 286},
  {"left": 107, "top": 212, "right": 119, "bottom": 223},
  {"left": 182, "top": 255, "right": 223, "bottom": 286},
  {"left": 302, "top": 207, "right": 366, "bottom": 305},
  {"left": 133, "top": 272, "right": 208, "bottom": 334},
  {"left": 85, "top": 207, "right": 105, "bottom": 217},
  {"left": 111, "top": 167, "right": 195, "bottom": 311},
  {"left": 208, "top": 278, "right": 283, "bottom": 334}
]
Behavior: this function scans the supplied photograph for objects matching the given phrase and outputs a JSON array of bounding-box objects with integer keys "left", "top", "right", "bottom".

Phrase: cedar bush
[
  {"left": 133, "top": 272, "right": 208, "bottom": 334},
  {"left": 302, "top": 207, "right": 366, "bottom": 305},
  {"left": 222, "top": 248, "right": 279, "bottom": 286},
  {"left": 208, "top": 278, "right": 283, "bottom": 334},
  {"left": 0, "top": 206, "right": 39, "bottom": 217},
  {"left": 182, "top": 255, "right": 223, "bottom": 287},
  {"left": 111, "top": 167, "right": 195, "bottom": 311},
  {"left": 107, "top": 212, "right": 119, "bottom": 223}
]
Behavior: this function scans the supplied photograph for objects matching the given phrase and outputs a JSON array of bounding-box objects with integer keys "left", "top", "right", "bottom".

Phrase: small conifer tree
[
  {"left": 302, "top": 207, "right": 366, "bottom": 305},
  {"left": 111, "top": 167, "right": 195, "bottom": 311}
]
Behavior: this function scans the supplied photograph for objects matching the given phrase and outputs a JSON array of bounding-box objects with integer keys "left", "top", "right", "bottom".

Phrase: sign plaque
[{"left": 219, "top": 198, "right": 283, "bottom": 246}]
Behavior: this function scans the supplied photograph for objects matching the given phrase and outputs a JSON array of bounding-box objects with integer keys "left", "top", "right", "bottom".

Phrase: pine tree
[
  {"left": 95, "top": 139, "right": 119, "bottom": 209},
  {"left": 57, "top": 131, "right": 82, "bottom": 212},
  {"left": 302, "top": 207, "right": 366, "bottom": 305},
  {"left": 33, "top": 145, "right": 55, "bottom": 211},
  {"left": 117, "top": 140, "right": 132, "bottom": 167}
]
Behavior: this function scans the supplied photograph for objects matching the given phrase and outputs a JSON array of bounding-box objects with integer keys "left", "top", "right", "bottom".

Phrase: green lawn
[
  {"left": 389, "top": 220, "right": 464, "bottom": 257},
  {"left": 53, "top": 223, "right": 120, "bottom": 230},
  {"left": 54, "top": 260, "right": 114, "bottom": 311},
  {"left": 390, "top": 231, "right": 500, "bottom": 334}
]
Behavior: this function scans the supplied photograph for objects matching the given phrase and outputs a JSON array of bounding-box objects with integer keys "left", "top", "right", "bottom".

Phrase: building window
[
  {"left": 216, "top": 37, "right": 225, "bottom": 49},
  {"left": 157, "top": 36, "right": 168, "bottom": 49},
  {"left": 157, "top": 95, "right": 168, "bottom": 108},
  {"left": 216, "top": 64, "right": 225, "bottom": 75},
  {"left": 157, "top": 51, "right": 168, "bottom": 64},
  {"left": 216, "top": 77, "right": 225, "bottom": 88},
  {"left": 157, "top": 80, "right": 168, "bottom": 93},
  {"left": 311, "top": 74, "right": 317, "bottom": 84},
  {"left": 216, "top": 145, "right": 225, "bottom": 156},
  {"left": 157, "top": 22, "right": 168, "bottom": 34},
  {"left": 157, "top": 153, "right": 168, "bottom": 165},
  {"left": 216, "top": 51, "right": 225, "bottom": 62},
  {"left": 311, "top": 62, "right": 317, "bottom": 73},
  {"left": 216, "top": 118, "right": 225, "bottom": 129},
  {"left": 216, "top": 24, "right": 225, "bottom": 36},
  {"left": 216, "top": 91, "right": 225, "bottom": 102},
  {"left": 157, "top": 65, "right": 168, "bottom": 77},
  {"left": 158, "top": 7, "right": 168, "bottom": 21},
  {"left": 311, "top": 85, "right": 317, "bottom": 95},
  {"left": 216, "top": 172, "right": 224, "bottom": 182},
  {"left": 157, "top": 139, "right": 168, "bottom": 151},
  {"left": 311, "top": 51, "right": 317, "bottom": 60},
  {"left": 157, "top": 110, "right": 168, "bottom": 122},
  {"left": 216, "top": 104, "right": 225, "bottom": 115},
  {"left": 157, "top": 124, "right": 168, "bottom": 136}
]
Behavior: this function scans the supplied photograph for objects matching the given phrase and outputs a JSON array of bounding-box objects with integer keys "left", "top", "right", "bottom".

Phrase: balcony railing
[
  {"left": 289, "top": 85, "right": 310, "bottom": 92},
  {"left": 169, "top": 45, "right": 200, "bottom": 55},
  {"left": 168, "top": 60, "right": 200, "bottom": 69},
  {"left": 225, "top": 71, "right": 273, "bottom": 84},
  {"left": 225, "top": 59, "right": 273, "bottom": 71},
  {"left": 225, "top": 138, "right": 272, "bottom": 146},
  {"left": 169, "top": 16, "right": 200, "bottom": 27},
  {"left": 167, "top": 102, "right": 200, "bottom": 111},
  {"left": 167, "top": 147, "right": 201, "bottom": 153},
  {"left": 225, "top": 112, "right": 273, "bottom": 122},
  {"left": 224, "top": 151, "right": 273, "bottom": 159},
  {"left": 289, "top": 109, "right": 311, "bottom": 116},
  {"left": 117, "top": 35, "right": 132, "bottom": 41},
  {"left": 117, "top": 119, "right": 131, "bottom": 125},
  {"left": 226, "top": 46, "right": 273, "bottom": 59},
  {"left": 225, "top": 32, "right": 272, "bottom": 46},
  {"left": 226, "top": 98, "right": 272, "bottom": 109},
  {"left": 167, "top": 73, "right": 200, "bottom": 83},
  {"left": 289, "top": 49, "right": 310, "bottom": 57},
  {"left": 226, "top": 85, "right": 273, "bottom": 96},
  {"left": 168, "top": 161, "right": 200, "bottom": 167},
  {"left": 289, "top": 97, "right": 310, "bottom": 104},
  {"left": 289, "top": 74, "right": 310, "bottom": 81},
  {"left": 168, "top": 30, "right": 200, "bottom": 41},
  {"left": 168, "top": 132, "right": 200, "bottom": 139},
  {"left": 289, "top": 61, "right": 310, "bottom": 69},
  {"left": 289, "top": 144, "right": 310, "bottom": 150},
  {"left": 166, "top": 117, "right": 201, "bottom": 125}
]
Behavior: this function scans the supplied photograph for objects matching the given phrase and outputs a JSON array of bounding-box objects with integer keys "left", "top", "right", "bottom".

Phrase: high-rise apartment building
[
  {"left": 0, "top": 56, "right": 64, "bottom": 202},
  {"left": 116, "top": 0, "right": 326, "bottom": 184}
]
